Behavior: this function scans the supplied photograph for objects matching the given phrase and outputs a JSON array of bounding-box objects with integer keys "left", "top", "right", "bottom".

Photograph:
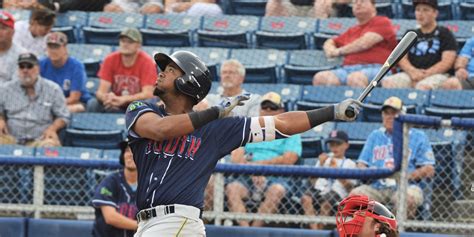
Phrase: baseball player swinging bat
[{"left": 345, "top": 31, "right": 418, "bottom": 118}]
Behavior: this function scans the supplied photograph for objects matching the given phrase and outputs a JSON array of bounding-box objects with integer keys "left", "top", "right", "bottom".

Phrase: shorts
[
  {"left": 351, "top": 184, "right": 423, "bottom": 207},
  {"left": 226, "top": 175, "right": 291, "bottom": 199},
  {"left": 304, "top": 188, "right": 341, "bottom": 212},
  {"left": 331, "top": 64, "right": 384, "bottom": 85},
  {"left": 460, "top": 77, "right": 474, "bottom": 90},
  {"left": 384, "top": 72, "right": 449, "bottom": 89}
]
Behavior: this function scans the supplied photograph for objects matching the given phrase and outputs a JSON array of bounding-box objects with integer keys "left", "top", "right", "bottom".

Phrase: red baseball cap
[{"left": 0, "top": 11, "right": 15, "bottom": 29}]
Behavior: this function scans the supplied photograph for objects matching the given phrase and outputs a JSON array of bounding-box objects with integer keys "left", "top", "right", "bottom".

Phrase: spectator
[
  {"left": 312, "top": 0, "right": 396, "bottom": 88},
  {"left": 0, "top": 11, "right": 26, "bottom": 83},
  {"left": 440, "top": 36, "right": 474, "bottom": 90},
  {"left": 225, "top": 92, "right": 302, "bottom": 227},
  {"left": 92, "top": 140, "right": 138, "bottom": 237},
  {"left": 87, "top": 28, "right": 156, "bottom": 113},
  {"left": 205, "top": 59, "right": 261, "bottom": 117},
  {"left": 265, "top": 0, "right": 351, "bottom": 18},
  {"left": 13, "top": 8, "right": 55, "bottom": 57},
  {"left": 165, "top": 0, "right": 222, "bottom": 17},
  {"left": 382, "top": 0, "right": 457, "bottom": 90},
  {"left": 0, "top": 52, "right": 69, "bottom": 147},
  {"left": 301, "top": 130, "right": 356, "bottom": 230},
  {"left": 350, "top": 97, "right": 435, "bottom": 219},
  {"left": 40, "top": 32, "right": 90, "bottom": 113},
  {"left": 103, "top": 0, "right": 164, "bottom": 14}
]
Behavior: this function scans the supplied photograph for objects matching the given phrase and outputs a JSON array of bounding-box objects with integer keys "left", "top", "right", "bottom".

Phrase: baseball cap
[
  {"left": 326, "top": 130, "right": 349, "bottom": 144},
  {"left": 261, "top": 91, "right": 284, "bottom": 109},
  {"left": 413, "top": 0, "right": 438, "bottom": 10},
  {"left": 18, "top": 52, "right": 39, "bottom": 65},
  {"left": 46, "top": 32, "right": 68, "bottom": 46},
  {"left": 0, "top": 11, "right": 15, "bottom": 29},
  {"left": 381, "top": 96, "right": 403, "bottom": 111},
  {"left": 119, "top": 27, "right": 142, "bottom": 43}
]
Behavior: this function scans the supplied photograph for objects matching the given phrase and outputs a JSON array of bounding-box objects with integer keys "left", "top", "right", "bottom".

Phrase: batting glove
[
  {"left": 218, "top": 93, "right": 251, "bottom": 118},
  {"left": 334, "top": 99, "right": 362, "bottom": 121}
]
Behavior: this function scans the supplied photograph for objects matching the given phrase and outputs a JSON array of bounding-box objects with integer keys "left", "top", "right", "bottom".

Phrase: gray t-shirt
[
  {"left": 0, "top": 43, "right": 26, "bottom": 83},
  {"left": 206, "top": 89, "right": 261, "bottom": 117}
]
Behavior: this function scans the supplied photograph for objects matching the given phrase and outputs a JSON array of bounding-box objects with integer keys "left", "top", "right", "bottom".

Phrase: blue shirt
[
  {"left": 40, "top": 57, "right": 91, "bottom": 103},
  {"left": 244, "top": 134, "right": 302, "bottom": 161},
  {"left": 92, "top": 170, "right": 137, "bottom": 237},
  {"left": 358, "top": 127, "right": 435, "bottom": 189},
  {"left": 125, "top": 101, "right": 257, "bottom": 210},
  {"left": 459, "top": 36, "right": 474, "bottom": 77}
]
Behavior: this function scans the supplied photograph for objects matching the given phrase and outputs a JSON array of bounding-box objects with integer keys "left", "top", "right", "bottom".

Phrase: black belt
[{"left": 136, "top": 205, "right": 203, "bottom": 222}]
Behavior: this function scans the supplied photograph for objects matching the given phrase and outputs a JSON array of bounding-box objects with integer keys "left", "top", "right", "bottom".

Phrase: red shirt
[
  {"left": 98, "top": 50, "right": 157, "bottom": 96},
  {"left": 333, "top": 16, "right": 397, "bottom": 66}
]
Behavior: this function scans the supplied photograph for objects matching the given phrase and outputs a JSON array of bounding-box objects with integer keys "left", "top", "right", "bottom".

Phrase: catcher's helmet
[
  {"left": 154, "top": 51, "right": 212, "bottom": 104},
  {"left": 336, "top": 195, "right": 398, "bottom": 237}
]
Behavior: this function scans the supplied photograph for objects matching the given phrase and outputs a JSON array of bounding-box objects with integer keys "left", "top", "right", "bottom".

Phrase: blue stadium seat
[
  {"left": 102, "top": 149, "right": 121, "bottom": 161},
  {"left": 0, "top": 217, "right": 26, "bottom": 237},
  {"left": 65, "top": 129, "right": 124, "bottom": 149},
  {"left": 336, "top": 121, "right": 381, "bottom": 159},
  {"left": 83, "top": 12, "right": 144, "bottom": 45},
  {"left": 314, "top": 17, "right": 355, "bottom": 49},
  {"left": 35, "top": 146, "right": 102, "bottom": 159},
  {"left": 8, "top": 9, "right": 31, "bottom": 22},
  {"left": 142, "top": 14, "right": 201, "bottom": 46},
  {"left": 401, "top": 0, "right": 453, "bottom": 20},
  {"left": 460, "top": 2, "right": 474, "bottom": 20},
  {"left": 228, "top": 0, "right": 267, "bottom": 16},
  {"left": 0, "top": 145, "right": 35, "bottom": 157},
  {"left": 0, "top": 145, "right": 35, "bottom": 204},
  {"left": 296, "top": 86, "right": 361, "bottom": 111},
  {"left": 284, "top": 50, "right": 342, "bottom": 84},
  {"left": 141, "top": 46, "right": 173, "bottom": 58},
  {"left": 438, "top": 20, "right": 474, "bottom": 49},
  {"left": 67, "top": 44, "right": 112, "bottom": 77},
  {"left": 301, "top": 122, "right": 336, "bottom": 158},
  {"left": 173, "top": 47, "right": 229, "bottom": 81},
  {"left": 198, "top": 15, "right": 258, "bottom": 48},
  {"left": 53, "top": 11, "right": 88, "bottom": 43},
  {"left": 230, "top": 48, "right": 287, "bottom": 83},
  {"left": 391, "top": 19, "right": 417, "bottom": 40},
  {"left": 85, "top": 77, "right": 100, "bottom": 96},
  {"left": 241, "top": 83, "right": 303, "bottom": 110},
  {"left": 362, "top": 88, "right": 429, "bottom": 122},
  {"left": 52, "top": 26, "right": 77, "bottom": 43},
  {"left": 28, "top": 219, "right": 93, "bottom": 237},
  {"left": 425, "top": 90, "right": 474, "bottom": 118},
  {"left": 256, "top": 16, "right": 316, "bottom": 50}
]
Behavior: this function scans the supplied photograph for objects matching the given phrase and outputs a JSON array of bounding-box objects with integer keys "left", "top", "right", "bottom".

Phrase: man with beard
[
  {"left": 0, "top": 52, "right": 69, "bottom": 146},
  {"left": 87, "top": 27, "right": 156, "bottom": 113},
  {"left": 0, "top": 11, "right": 26, "bottom": 83},
  {"left": 92, "top": 140, "right": 138, "bottom": 237}
]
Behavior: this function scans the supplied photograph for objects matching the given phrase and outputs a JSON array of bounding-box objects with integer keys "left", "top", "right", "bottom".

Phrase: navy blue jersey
[
  {"left": 125, "top": 101, "right": 251, "bottom": 210},
  {"left": 92, "top": 170, "right": 138, "bottom": 237}
]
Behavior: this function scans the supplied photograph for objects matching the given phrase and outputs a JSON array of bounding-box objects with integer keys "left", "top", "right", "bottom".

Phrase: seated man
[
  {"left": 40, "top": 32, "right": 91, "bottom": 113},
  {"left": 313, "top": 0, "right": 396, "bottom": 88},
  {"left": 382, "top": 0, "right": 457, "bottom": 90},
  {"left": 0, "top": 11, "right": 27, "bottom": 83},
  {"left": 0, "top": 52, "right": 70, "bottom": 147},
  {"left": 350, "top": 97, "right": 435, "bottom": 219},
  {"left": 265, "top": 0, "right": 351, "bottom": 18},
  {"left": 225, "top": 92, "right": 302, "bottom": 227},
  {"left": 301, "top": 130, "right": 356, "bottom": 230},
  {"left": 87, "top": 28, "right": 156, "bottom": 113},
  {"left": 441, "top": 36, "right": 474, "bottom": 90}
]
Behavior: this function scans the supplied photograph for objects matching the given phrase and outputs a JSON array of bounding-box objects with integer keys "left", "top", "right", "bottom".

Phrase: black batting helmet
[
  {"left": 154, "top": 51, "right": 212, "bottom": 104},
  {"left": 118, "top": 140, "right": 129, "bottom": 165}
]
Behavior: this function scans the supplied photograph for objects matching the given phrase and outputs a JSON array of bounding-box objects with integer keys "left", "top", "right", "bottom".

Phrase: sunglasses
[
  {"left": 19, "top": 63, "right": 34, "bottom": 69},
  {"left": 261, "top": 103, "right": 280, "bottom": 111}
]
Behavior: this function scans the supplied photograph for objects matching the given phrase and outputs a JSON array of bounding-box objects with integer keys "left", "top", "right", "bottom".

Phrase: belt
[{"left": 136, "top": 204, "right": 203, "bottom": 223}]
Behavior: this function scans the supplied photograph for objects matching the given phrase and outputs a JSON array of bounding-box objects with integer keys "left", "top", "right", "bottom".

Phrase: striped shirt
[{"left": 0, "top": 76, "right": 70, "bottom": 141}]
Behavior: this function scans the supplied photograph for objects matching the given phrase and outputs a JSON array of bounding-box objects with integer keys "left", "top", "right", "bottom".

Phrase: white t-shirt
[
  {"left": 314, "top": 155, "right": 357, "bottom": 199},
  {"left": 13, "top": 21, "right": 47, "bottom": 57},
  {"left": 0, "top": 43, "right": 26, "bottom": 83}
]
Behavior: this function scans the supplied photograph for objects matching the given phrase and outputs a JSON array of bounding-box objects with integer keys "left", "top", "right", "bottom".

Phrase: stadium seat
[
  {"left": 83, "top": 12, "right": 144, "bottom": 45},
  {"left": 52, "top": 26, "right": 77, "bottom": 43},
  {"left": 241, "top": 83, "right": 303, "bottom": 110},
  {"left": 336, "top": 121, "right": 381, "bottom": 159},
  {"left": 438, "top": 20, "right": 474, "bottom": 49},
  {"left": 301, "top": 122, "right": 336, "bottom": 158},
  {"left": 197, "top": 15, "right": 259, "bottom": 48},
  {"left": 141, "top": 46, "right": 173, "bottom": 58},
  {"left": 0, "top": 145, "right": 35, "bottom": 157},
  {"left": 314, "top": 17, "right": 355, "bottom": 49},
  {"left": 67, "top": 44, "right": 112, "bottom": 77},
  {"left": 362, "top": 88, "right": 429, "bottom": 122},
  {"left": 35, "top": 146, "right": 102, "bottom": 159},
  {"left": 0, "top": 217, "right": 26, "bottom": 237},
  {"left": 256, "top": 16, "right": 316, "bottom": 50},
  {"left": 425, "top": 90, "right": 474, "bottom": 118},
  {"left": 173, "top": 47, "right": 230, "bottom": 81},
  {"left": 53, "top": 11, "right": 89, "bottom": 43},
  {"left": 391, "top": 19, "right": 417, "bottom": 40},
  {"left": 7, "top": 9, "right": 31, "bottom": 22},
  {"left": 65, "top": 129, "right": 124, "bottom": 149},
  {"left": 230, "top": 48, "right": 287, "bottom": 83},
  {"left": 28, "top": 219, "right": 93, "bottom": 237},
  {"left": 142, "top": 14, "right": 201, "bottom": 46},
  {"left": 85, "top": 77, "right": 100, "bottom": 96},
  {"left": 284, "top": 50, "right": 342, "bottom": 84},
  {"left": 312, "top": 32, "right": 332, "bottom": 50},
  {"left": 102, "top": 149, "right": 121, "bottom": 161},
  {"left": 401, "top": 0, "right": 453, "bottom": 20},
  {"left": 296, "top": 86, "right": 361, "bottom": 111},
  {"left": 228, "top": 0, "right": 267, "bottom": 16},
  {"left": 460, "top": 2, "right": 474, "bottom": 20},
  {"left": 0, "top": 145, "right": 35, "bottom": 204}
]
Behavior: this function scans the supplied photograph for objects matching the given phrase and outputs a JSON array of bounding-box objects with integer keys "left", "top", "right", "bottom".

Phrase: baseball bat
[{"left": 345, "top": 31, "right": 418, "bottom": 118}]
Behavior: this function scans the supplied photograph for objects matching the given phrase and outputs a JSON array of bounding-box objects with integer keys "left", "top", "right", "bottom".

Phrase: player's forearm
[{"left": 274, "top": 106, "right": 334, "bottom": 135}]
